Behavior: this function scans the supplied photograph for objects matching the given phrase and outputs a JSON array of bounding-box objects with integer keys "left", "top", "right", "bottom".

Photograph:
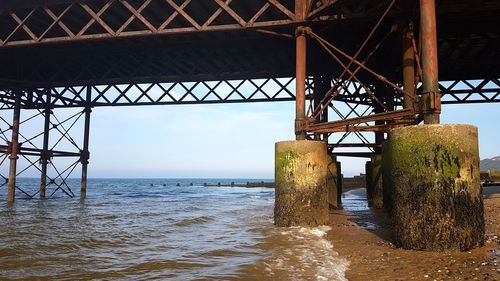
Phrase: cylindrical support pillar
[
  {"left": 365, "top": 161, "right": 373, "bottom": 206},
  {"left": 370, "top": 154, "right": 384, "bottom": 209},
  {"left": 7, "top": 93, "right": 21, "bottom": 203},
  {"left": 401, "top": 23, "right": 416, "bottom": 109},
  {"left": 336, "top": 161, "right": 342, "bottom": 206},
  {"left": 80, "top": 87, "right": 92, "bottom": 200},
  {"left": 275, "top": 140, "right": 329, "bottom": 226},
  {"left": 326, "top": 155, "right": 338, "bottom": 209},
  {"left": 40, "top": 93, "right": 51, "bottom": 199},
  {"left": 420, "top": 0, "right": 441, "bottom": 124},
  {"left": 295, "top": 0, "right": 308, "bottom": 140},
  {"left": 383, "top": 124, "right": 484, "bottom": 251}
]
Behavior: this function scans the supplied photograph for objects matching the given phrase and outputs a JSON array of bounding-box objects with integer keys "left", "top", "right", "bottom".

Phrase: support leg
[
  {"left": 336, "top": 161, "right": 342, "bottom": 206},
  {"left": 7, "top": 92, "right": 21, "bottom": 203},
  {"left": 80, "top": 87, "right": 91, "bottom": 200},
  {"left": 40, "top": 92, "right": 51, "bottom": 198},
  {"left": 294, "top": 0, "right": 308, "bottom": 140},
  {"left": 313, "top": 76, "right": 330, "bottom": 141},
  {"left": 326, "top": 154, "right": 338, "bottom": 209},
  {"left": 383, "top": 125, "right": 484, "bottom": 250},
  {"left": 370, "top": 154, "right": 383, "bottom": 209},
  {"left": 275, "top": 140, "right": 329, "bottom": 226},
  {"left": 402, "top": 22, "right": 416, "bottom": 109},
  {"left": 420, "top": 0, "right": 441, "bottom": 124}
]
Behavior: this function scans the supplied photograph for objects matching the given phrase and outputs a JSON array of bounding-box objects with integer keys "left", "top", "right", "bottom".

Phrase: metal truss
[
  {"left": 439, "top": 79, "right": 500, "bottom": 104},
  {"left": 0, "top": 93, "right": 90, "bottom": 201},
  {"left": 0, "top": 0, "right": 343, "bottom": 47},
  {"left": 299, "top": 0, "right": 420, "bottom": 144},
  {"left": 330, "top": 79, "right": 500, "bottom": 106},
  {"left": 0, "top": 78, "right": 298, "bottom": 109},
  {"left": 1, "top": 77, "right": 498, "bottom": 110}
]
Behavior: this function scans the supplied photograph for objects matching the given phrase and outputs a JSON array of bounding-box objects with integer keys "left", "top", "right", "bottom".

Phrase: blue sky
[{"left": 85, "top": 101, "right": 498, "bottom": 178}]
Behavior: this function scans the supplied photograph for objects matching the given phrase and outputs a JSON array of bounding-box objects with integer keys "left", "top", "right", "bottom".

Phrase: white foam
[{"left": 267, "top": 225, "right": 350, "bottom": 281}]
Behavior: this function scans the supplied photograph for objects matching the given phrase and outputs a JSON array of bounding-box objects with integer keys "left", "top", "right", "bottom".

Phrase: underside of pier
[{"left": 0, "top": 0, "right": 498, "bottom": 208}]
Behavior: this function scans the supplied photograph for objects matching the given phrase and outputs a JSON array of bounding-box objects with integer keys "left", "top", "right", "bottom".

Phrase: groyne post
[{"left": 7, "top": 91, "right": 21, "bottom": 203}]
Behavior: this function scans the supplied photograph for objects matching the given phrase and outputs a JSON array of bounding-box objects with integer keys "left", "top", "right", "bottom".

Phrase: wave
[
  {"left": 174, "top": 216, "right": 214, "bottom": 227},
  {"left": 262, "top": 225, "right": 350, "bottom": 281}
]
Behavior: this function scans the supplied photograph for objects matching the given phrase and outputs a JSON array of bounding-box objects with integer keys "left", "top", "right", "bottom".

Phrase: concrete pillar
[
  {"left": 327, "top": 155, "right": 339, "bottom": 209},
  {"left": 275, "top": 140, "right": 329, "bottom": 227},
  {"left": 370, "top": 154, "right": 383, "bottom": 209},
  {"left": 383, "top": 124, "right": 484, "bottom": 251}
]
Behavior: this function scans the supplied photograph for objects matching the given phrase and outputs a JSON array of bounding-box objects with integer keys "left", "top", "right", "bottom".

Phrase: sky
[
  {"left": 86, "top": 101, "right": 498, "bottom": 178},
  {"left": 0, "top": 92, "right": 498, "bottom": 179}
]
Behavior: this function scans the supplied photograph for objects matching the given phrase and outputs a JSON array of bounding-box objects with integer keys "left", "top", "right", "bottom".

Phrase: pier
[{"left": 0, "top": 0, "right": 499, "bottom": 251}]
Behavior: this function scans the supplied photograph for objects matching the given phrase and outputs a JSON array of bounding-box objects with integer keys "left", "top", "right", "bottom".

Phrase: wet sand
[{"left": 328, "top": 188, "right": 499, "bottom": 281}]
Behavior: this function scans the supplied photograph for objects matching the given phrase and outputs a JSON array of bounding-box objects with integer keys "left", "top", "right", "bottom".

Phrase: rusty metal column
[
  {"left": 40, "top": 91, "right": 51, "bottom": 198},
  {"left": 7, "top": 92, "right": 21, "bottom": 203},
  {"left": 295, "top": 0, "right": 308, "bottom": 140},
  {"left": 420, "top": 0, "right": 440, "bottom": 124},
  {"left": 80, "top": 86, "right": 91, "bottom": 200},
  {"left": 402, "top": 22, "right": 416, "bottom": 109}
]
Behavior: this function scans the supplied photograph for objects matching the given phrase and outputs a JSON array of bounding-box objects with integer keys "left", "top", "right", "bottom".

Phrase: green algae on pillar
[
  {"left": 370, "top": 154, "right": 384, "bottom": 209},
  {"left": 275, "top": 140, "right": 329, "bottom": 227},
  {"left": 383, "top": 124, "right": 484, "bottom": 251},
  {"left": 327, "top": 155, "right": 339, "bottom": 209}
]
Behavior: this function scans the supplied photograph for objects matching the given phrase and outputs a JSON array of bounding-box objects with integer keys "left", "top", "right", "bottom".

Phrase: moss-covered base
[
  {"left": 327, "top": 155, "right": 339, "bottom": 209},
  {"left": 383, "top": 124, "right": 484, "bottom": 251},
  {"left": 371, "top": 154, "right": 383, "bottom": 209},
  {"left": 275, "top": 140, "right": 329, "bottom": 227}
]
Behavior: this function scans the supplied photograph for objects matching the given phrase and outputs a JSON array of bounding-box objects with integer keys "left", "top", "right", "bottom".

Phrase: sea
[{"left": 0, "top": 178, "right": 353, "bottom": 281}]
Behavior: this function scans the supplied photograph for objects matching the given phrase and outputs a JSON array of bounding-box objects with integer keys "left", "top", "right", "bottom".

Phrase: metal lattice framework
[
  {"left": 0, "top": 0, "right": 341, "bottom": 47},
  {"left": 0, "top": 78, "right": 300, "bottom": 108},
  {"left": 0, "top": 0, "right": 499, "bottom": 201},
  {"left": 0, "top": 101, "right": 85, "bottom": 198}
]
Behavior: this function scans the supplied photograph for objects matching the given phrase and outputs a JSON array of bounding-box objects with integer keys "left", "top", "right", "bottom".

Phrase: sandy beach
[{"left": 328, "top": 188, "right": 499, "bottom": 281}]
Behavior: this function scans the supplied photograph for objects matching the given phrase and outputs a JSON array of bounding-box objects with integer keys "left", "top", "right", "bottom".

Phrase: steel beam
[
  {"left": 7, "top": 92, "right": 21, "bottom": 203},
  {"left": 80, "top": 87, "right": 91, "bottom": 200},
  {"left": 420, "top": 0, "right": 441, "bottom": 124},
  {"left": 39, "top": 91, "right": 51, "bottom": 198},
  {"left": 295, "top": 0, "right": 309, "bottom": 140},
  {"left": 402, "top": 22, "right": 416, "bottom": 110}
]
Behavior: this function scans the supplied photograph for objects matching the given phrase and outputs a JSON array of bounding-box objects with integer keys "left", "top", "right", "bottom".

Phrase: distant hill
[{"left": 480, "top": 156, "right": 500, "bottom": 171}]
